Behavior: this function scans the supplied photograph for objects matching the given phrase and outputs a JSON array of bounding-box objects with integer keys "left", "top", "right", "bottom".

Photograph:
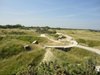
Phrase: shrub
[
  {"left": 23, "top": 59, "right": 97, "bottom": 75},
  {"left": 82, "top": 57, "right": 97, "bottom": 75},
  {"left": 0, "top": 41, "right": 25, "bottom": 58},
  {"left": 36, "top": 27, "right": 56, "bottom": 34}
]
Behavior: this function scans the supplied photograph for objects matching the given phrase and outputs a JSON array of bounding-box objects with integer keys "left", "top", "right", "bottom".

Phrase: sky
[{"left": 0, "top": 0, "right": 100, "bottom": 29}]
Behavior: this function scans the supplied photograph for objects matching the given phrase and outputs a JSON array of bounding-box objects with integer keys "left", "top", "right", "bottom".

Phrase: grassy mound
[
  {"left": 0, "top": 29, "right": 100, "bottom": 75},
  {"left": 0, "top": 49, "right": 45, "bottom": 75},
  {"left": 0, "top": 39, "right": 27, "bottom": 59},
  {"left": 52, "top": 47, "right": 100, "bottom": 64}
]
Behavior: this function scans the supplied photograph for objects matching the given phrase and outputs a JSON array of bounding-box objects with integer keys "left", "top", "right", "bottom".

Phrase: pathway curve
[
  {"left": 40, "top": 33, "right": 100, "bottom": 55},
  {"left": 59, "top": 32, "right": 100, "bottom": 55}
]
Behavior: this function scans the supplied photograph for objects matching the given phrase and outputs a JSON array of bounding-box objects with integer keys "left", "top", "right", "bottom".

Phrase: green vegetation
[
  {"left": 36, "top": 26, "right": 56, "bottom": 34},
  {"left": 0, "top": 27, "right": 100, "bottom": 75},
  {"left": 0, "top": 39, "right": 25, "bottom": 59},
  {"left": 0, "top": 49, "right": 45, "bottom": 75},
  {"left": 76, "top": 38, "right": 100, "bottom": 47},
  {"left": 18, "top": 58, "right": 98, "bottom": 75},
  {"left": 57, "top": 29, "right": 100, "bottom": 49},
  {"left": 0, "top": 24, "right": 24, "bottom": 29},
  {"left": 0, "top": 28, "right": 46, "bottom": 75},
  {"left": 52, "top": 47, "right": 100, "bottom": 64}
]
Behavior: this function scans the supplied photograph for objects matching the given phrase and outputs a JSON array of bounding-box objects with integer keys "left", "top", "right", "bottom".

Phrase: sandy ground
[{"left": 42, "top": 48, "right": 55, "bottom": 62}]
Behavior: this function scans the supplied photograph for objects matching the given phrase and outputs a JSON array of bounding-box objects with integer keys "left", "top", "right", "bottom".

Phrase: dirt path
[
  {"left": 76, "top": 45, "right": 100, "bottom": 55},
  {"left": 56, "top": 33, "right": 78, "bottom": 46},
  {"left": 42, "top": 48, "right": 55, "bottom": 62},
  {"left": 38, "top": 32, "right": 100, "bottom": 68},
  {"left": 57, "top": 33, "right": 100, "bottom": 55}
]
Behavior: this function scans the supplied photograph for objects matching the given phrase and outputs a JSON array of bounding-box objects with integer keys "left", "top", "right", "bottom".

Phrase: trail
[
  {"left": 62, "top": 33, "right": 100, "bottom": 55},
  {"left": 61, "top": 32, "right": 100, "bottom": 55},
  {"left": 45, "top": 33, "right": 78, "bottom": 48},
  {"left": 38, "top": 32, "right": 100, "bottom": 68},
  {"left": 42, "top": 48, "right": 55, "bottom": 62},
  {"left": 40, "top": 34, "right": 60, "bottom": 43},
  {"left": 42, "top": 33, "right": 100, "bottom": 55},
  {"left": 76, "top": 45, "right": 100, "bottom": 55}
]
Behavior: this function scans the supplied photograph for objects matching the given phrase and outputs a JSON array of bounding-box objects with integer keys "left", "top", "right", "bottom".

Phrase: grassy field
[
  {"left": 57, "top": 29, "right": 100, "bottom": 49},
  {"left": 52, "top": 47, "right": 100, "bottom": 65},
  {"left": 0, "top": 28, "right": 46, "bottom": 75},
  {"left": 0, "top": 28, "right": 100, "bottom": 75}
]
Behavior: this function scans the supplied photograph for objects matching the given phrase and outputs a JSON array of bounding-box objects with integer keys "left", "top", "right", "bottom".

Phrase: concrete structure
[
  {"left": 96, "top": 66, "right": 100, "bottom": 72},
  {"left": 40, "top": 34, "right": 46, "bottom": 37},
  {"left": 24, "top": 45, "right": 31, "bottom": 51},
  {"left": 32, "top": 40, "right": 38, "bottom": 44},
  {"left": 45, "top": 45, "right": 74, "bottom": 49}
]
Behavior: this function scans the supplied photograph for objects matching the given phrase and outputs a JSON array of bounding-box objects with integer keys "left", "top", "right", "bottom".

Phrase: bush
[
  {"left": 20, "top": 59, "right": 97, "bottom": 75},
  {"left": 82, "top": 57, "right": 97, "bottom": 75},
  {"left": 36, "top": 27, "right": 56, "bottom": 34},
  {"left": 0, "top": 41, "right": 25, "bottom": 58}
]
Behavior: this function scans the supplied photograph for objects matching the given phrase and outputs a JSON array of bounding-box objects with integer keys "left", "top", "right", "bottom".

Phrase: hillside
[{"left": 0, "top": 28, "right": 100, "bottom": 75}]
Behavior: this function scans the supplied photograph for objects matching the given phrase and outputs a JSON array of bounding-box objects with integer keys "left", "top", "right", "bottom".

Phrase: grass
[
  {"left": 0, "top": 28, "right": 38, "bottom": 35},
  {"left": 0, "top": 28, "right": 100, "bottom": 75},
  {"left": 0, "top": 29, "right": 46, "bottom": 75},
  {"left": 33, "top": 59, "right": 97, "bottom": 75},
  {"left": 76, "top": 38, "right": 100, "bottom": 47},
  {"left": 0, "top": 39, "right": 26, "bottom": 59},
  {"left": 0, "top": 49, "right": 45, "bottom": 75},
  {"left": 57, "top": 29, "right": 100, "bottom": 49},
  {"left": 52, "top": 47, "right": 100, "bottom": 65}
]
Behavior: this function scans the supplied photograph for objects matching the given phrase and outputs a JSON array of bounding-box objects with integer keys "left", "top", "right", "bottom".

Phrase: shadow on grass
[{"left": 55, "top": 47, "right": 72, "bottom": 52}]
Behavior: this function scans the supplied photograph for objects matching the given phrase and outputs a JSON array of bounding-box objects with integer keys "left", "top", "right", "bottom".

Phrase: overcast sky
[{"left": 0, "top": 0, "right": 100, "bottom": 29}]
